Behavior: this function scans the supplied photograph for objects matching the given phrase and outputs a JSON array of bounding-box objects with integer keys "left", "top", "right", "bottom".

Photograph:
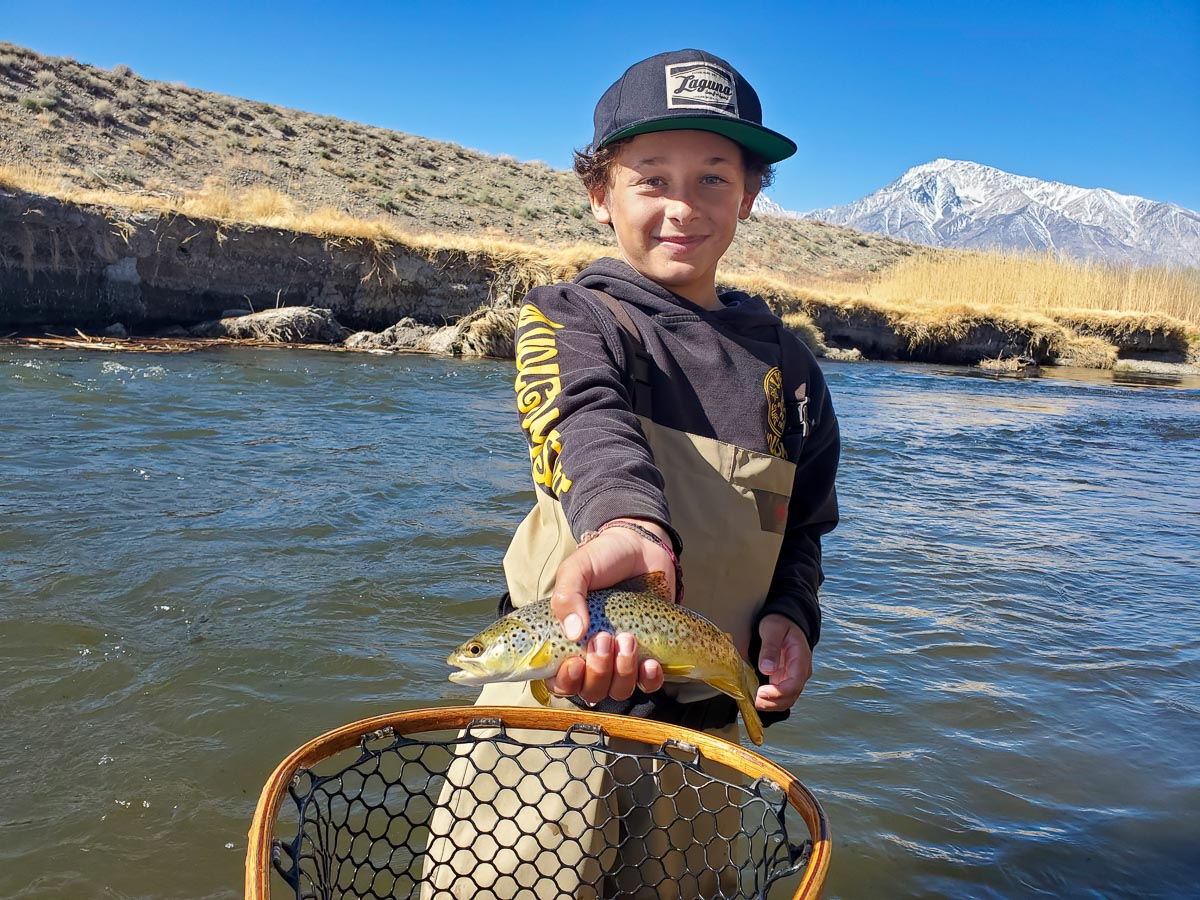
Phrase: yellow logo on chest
[{"left": 763, "top": 366, "right": 786, "bottom": 459}]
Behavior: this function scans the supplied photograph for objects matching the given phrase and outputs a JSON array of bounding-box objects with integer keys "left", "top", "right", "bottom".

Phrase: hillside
[{"left": 0, "top": 41, "right": 919, "bottom": 281}]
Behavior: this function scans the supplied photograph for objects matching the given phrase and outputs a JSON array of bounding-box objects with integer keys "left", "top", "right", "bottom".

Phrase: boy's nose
[{"left": 663, "top": 190, "right": 701, "bottom": 223}]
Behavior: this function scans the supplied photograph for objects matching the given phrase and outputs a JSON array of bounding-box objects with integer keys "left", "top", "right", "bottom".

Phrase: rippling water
[{"left": 1, "top": 348, "right": 1197, "bottom": 899}]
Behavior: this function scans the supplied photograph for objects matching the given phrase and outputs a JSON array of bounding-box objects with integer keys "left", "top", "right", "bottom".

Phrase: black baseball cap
[{"left": 592, "top": 49, "right": 797, "bottom": 164}]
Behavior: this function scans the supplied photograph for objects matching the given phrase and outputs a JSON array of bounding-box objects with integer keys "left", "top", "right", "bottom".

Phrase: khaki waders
[{"left": 422, "top": 419, "right": 797, "bottom": 899}]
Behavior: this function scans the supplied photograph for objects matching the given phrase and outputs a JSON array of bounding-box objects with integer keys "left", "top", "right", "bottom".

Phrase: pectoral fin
[
  {"left": 529, "top": 679, "right": 552, "bottom": 707},
  {"left": 659, "top": 663, "right": 696, "bottom": 678},
  {"left": 525, "top": 641, "right": 559, "bottom": 671}
]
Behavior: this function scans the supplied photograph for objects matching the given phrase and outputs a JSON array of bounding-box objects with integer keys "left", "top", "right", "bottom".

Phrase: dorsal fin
[{"left": 611, "top": 571, "right": 673, "bottom": 604}]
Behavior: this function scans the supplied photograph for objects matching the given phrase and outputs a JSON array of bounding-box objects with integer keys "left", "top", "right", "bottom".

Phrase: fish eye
[{"left": 466, "top": 642, "right": 484, "bottom": 657}]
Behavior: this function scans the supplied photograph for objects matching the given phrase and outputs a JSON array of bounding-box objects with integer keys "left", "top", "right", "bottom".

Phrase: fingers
[
  {"left": 550, "top": 552, "right": 593, "bottom": 641},
  {"left": 580, "top": 631, "right": 615, "bottom": 703},
  {"left": 551, "top": 519, "right": 678, "bottom": 643},
  {"left": 754, "top": 659, "right": 808, "bottom": 711},
  {"left": 610, "top": 633, "right": 639, "bottom": 699},
  {"left": 754, "top": 656, "right": 809, "bottom": 711},
  {"left": 546, "top": 517, "right": 679, "bottom": 702},
  {"left": 577, "top": 632, "right": 640, "bottom": 704},
  {"left": 757, "top": 615, "right": 787, "bottom": 677},
  {"left": 638, "top": 657, "right": 664, "bottom": 694},
  {"left": 544, "top": 655, "right": 585, "bottom": 697},
  {"left": 754, "top": 614, "right": 813, "bottom": 712},
  {"left": 754, "top": 683, "right": 796, "bottom": 712},
  {"left": 546, "top": 632, "right": 644, "bottom": 705}
]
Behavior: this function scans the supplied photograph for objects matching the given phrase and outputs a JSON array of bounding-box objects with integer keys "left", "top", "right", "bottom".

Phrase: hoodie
[{"left": 513, "top": 257, "right": 839, "bottom": 647}]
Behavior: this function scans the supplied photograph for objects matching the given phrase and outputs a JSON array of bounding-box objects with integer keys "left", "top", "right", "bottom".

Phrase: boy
[
  {"left": 509, "top": 48, "right": 839, "bottom": 720},
  {"left": 426, "top": 48, "right": 839, "bottom": 898}
]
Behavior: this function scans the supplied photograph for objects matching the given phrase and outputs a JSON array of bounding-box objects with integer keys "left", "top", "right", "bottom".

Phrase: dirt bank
[{"left": 0, "top": 189, "right": 505, "bottom": 334}]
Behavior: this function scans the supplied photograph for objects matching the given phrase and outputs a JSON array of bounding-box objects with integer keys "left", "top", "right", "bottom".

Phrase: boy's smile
[{"left": 589, "top": 130, "right": 758, "bottom": 310}]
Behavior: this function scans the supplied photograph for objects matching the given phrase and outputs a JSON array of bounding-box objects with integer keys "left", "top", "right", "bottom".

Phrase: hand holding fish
[
  {"left": 446, "top": 566, "right": 767, "bottom": 745},
  {"left": 546, "top": 518, "right": 677, "bottom": 704}
]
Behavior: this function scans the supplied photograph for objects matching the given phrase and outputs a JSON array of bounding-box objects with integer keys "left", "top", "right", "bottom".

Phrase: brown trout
[{"left": 446, "top": 572, "right": 765, "bottom": 745}]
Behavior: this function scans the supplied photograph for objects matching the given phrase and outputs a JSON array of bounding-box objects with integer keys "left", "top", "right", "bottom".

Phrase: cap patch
[{"left": 664, "top": 62, "right": 737, "bottom": 116}]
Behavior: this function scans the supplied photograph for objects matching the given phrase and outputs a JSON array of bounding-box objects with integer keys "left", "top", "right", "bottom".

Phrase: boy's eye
[
  {"left": 702, "top": 174, "right": 729, "bottom": 185},
  {"left": 641, "top": 176, "right": 666, "bottom": 187}
]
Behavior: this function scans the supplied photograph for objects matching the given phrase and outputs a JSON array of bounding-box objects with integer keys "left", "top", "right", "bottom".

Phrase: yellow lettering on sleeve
[{"left": 515, "top": 305, "right": 572, "bottom": 495}]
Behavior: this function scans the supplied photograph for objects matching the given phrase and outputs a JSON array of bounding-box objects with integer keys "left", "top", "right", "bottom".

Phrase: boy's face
[{"left": 588, "top": 130, "right": 758, "bottom": 309}]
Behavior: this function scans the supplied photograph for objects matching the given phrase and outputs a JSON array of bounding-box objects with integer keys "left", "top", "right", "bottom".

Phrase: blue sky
[{"left": 4, "top": 0, "right": 1198, "bottom": 213}]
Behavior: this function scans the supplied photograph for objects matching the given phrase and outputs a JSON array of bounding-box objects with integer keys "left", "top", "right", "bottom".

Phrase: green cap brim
[{"left": 600, "top": 115, "right": 797, "bottom": 164}]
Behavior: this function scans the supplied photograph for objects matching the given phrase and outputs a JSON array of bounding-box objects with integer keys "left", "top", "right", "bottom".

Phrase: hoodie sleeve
[
  {"left": 514, "top": 283, "right": 680, "bottom": 550},
  {"left": 758, "top": 353, "right": 841, "bottom": 649}
]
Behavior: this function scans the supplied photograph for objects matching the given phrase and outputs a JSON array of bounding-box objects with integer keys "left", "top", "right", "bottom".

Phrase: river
[{"left": 1, "top": 348, "right": 1197, "bottom": 899}]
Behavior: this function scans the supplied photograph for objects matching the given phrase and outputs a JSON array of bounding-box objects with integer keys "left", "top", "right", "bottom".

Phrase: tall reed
[{"left": 828, "top": 250, "right": 1200, "bottom": 326}]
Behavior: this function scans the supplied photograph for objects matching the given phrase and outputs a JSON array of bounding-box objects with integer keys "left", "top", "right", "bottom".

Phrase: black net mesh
[{"left": 271, "top": 718, "right": 812, "bottom": 899}]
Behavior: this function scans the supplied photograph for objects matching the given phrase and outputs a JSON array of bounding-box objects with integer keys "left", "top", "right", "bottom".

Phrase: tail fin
[
  {"left": 705, "top": 660, "right": 766, "bottom": 746},
  {"left": 737, "top": 661, "right": 765, "bottom": 746}
]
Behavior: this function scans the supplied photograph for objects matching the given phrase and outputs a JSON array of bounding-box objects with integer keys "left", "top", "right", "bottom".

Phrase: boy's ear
[
  {"left": 739, "top": 188, "right": 759, "bottom": 221},
  {"left": 589, "top": 188, "right": 613, "bottom": 225}
]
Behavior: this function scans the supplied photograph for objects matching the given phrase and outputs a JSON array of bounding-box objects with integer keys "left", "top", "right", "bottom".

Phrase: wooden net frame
[{"left": 246, "top": 706, "right": 830, "bottom": 899}]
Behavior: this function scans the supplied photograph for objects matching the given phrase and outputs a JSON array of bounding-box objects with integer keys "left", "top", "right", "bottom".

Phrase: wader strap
[{"left": 589, "top": 289, "right": 653, "bottom": 418}]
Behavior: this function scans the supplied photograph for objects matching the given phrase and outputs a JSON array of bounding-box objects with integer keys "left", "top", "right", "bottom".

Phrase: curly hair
[{"left": 573, "top": 136, "right": 776, "bottom": 196}]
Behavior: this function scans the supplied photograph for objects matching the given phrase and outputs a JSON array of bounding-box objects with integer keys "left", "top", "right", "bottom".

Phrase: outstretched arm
[{"left": 512, "top": 287, "right": 680, "bottom": 705}]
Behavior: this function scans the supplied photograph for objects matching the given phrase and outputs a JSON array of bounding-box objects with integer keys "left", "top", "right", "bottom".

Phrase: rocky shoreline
[{"left": 2, "top": 189, "right": 1196, "bottom": 373}]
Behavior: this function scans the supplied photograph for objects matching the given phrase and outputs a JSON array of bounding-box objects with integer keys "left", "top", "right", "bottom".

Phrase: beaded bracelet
[{"left": 578, "top": 519, "right": 684, "bottom": 604}]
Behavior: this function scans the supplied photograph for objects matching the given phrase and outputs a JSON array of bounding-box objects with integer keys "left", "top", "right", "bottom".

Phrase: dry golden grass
[
  {"left": 721, "top": 270, "right": 831, "bottom": 313},
  {"left": 0, "top": 164, "right": 65, "bottom": 195},
  {"left": 817, "top": 249, "right": 1200, "bottom": 326},
  {"left": 1047, "top": 308, "right": 1188, "bottom": 341},
  {"left": 1055, "top": 333, "right": 1120, "bottom": 369},
  {"left": 727, "top": 267, "right": 1073, "bottom": 355},
  {"left": 778, "top": 312, "right": 827, "bottom": 353},
  {"left": 178, "top": 183, "right": 295, "bottom": 223},
  {"left": 0, "top": 164, "right": 603, "bottom": 287}
]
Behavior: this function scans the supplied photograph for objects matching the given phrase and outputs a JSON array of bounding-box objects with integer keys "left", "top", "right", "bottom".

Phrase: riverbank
[{"left": 2, "top": 187, "right": 1197, "bottom": 372}]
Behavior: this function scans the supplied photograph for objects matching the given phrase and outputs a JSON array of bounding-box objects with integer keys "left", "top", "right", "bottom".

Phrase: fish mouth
[
  {"left": 447, "top": 658, "right": 515, "bottom": 684},
  {"left": 448, "top": 667, "right": 527, "bottom": 685}
]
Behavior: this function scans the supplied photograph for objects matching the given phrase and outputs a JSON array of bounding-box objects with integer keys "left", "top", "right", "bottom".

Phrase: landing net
[{"left": 246, "top": 706, "right": 829, "bottom": 900}]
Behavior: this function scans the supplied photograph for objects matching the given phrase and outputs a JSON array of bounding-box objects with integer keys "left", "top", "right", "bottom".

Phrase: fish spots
[{"left": 449, "top": 587, "right": 746, "bottom": 698}]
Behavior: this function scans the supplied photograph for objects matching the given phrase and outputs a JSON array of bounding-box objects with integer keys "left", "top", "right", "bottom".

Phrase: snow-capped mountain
[
  {"left": 768, "top": 159, "right": 1199, "bottom": 268},
  {"left": 752, "top": 196, "right": 795, "bottom": 220}
]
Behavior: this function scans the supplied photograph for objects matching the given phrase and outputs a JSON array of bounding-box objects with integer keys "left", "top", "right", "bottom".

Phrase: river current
[{"left": 1, "top": 348, "right": 1197, "bottom": 899}]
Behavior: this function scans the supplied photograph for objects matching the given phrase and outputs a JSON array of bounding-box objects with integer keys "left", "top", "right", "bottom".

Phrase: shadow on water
[{"left": 934, "top": 362, "right": 1200, "bottom": 391}]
